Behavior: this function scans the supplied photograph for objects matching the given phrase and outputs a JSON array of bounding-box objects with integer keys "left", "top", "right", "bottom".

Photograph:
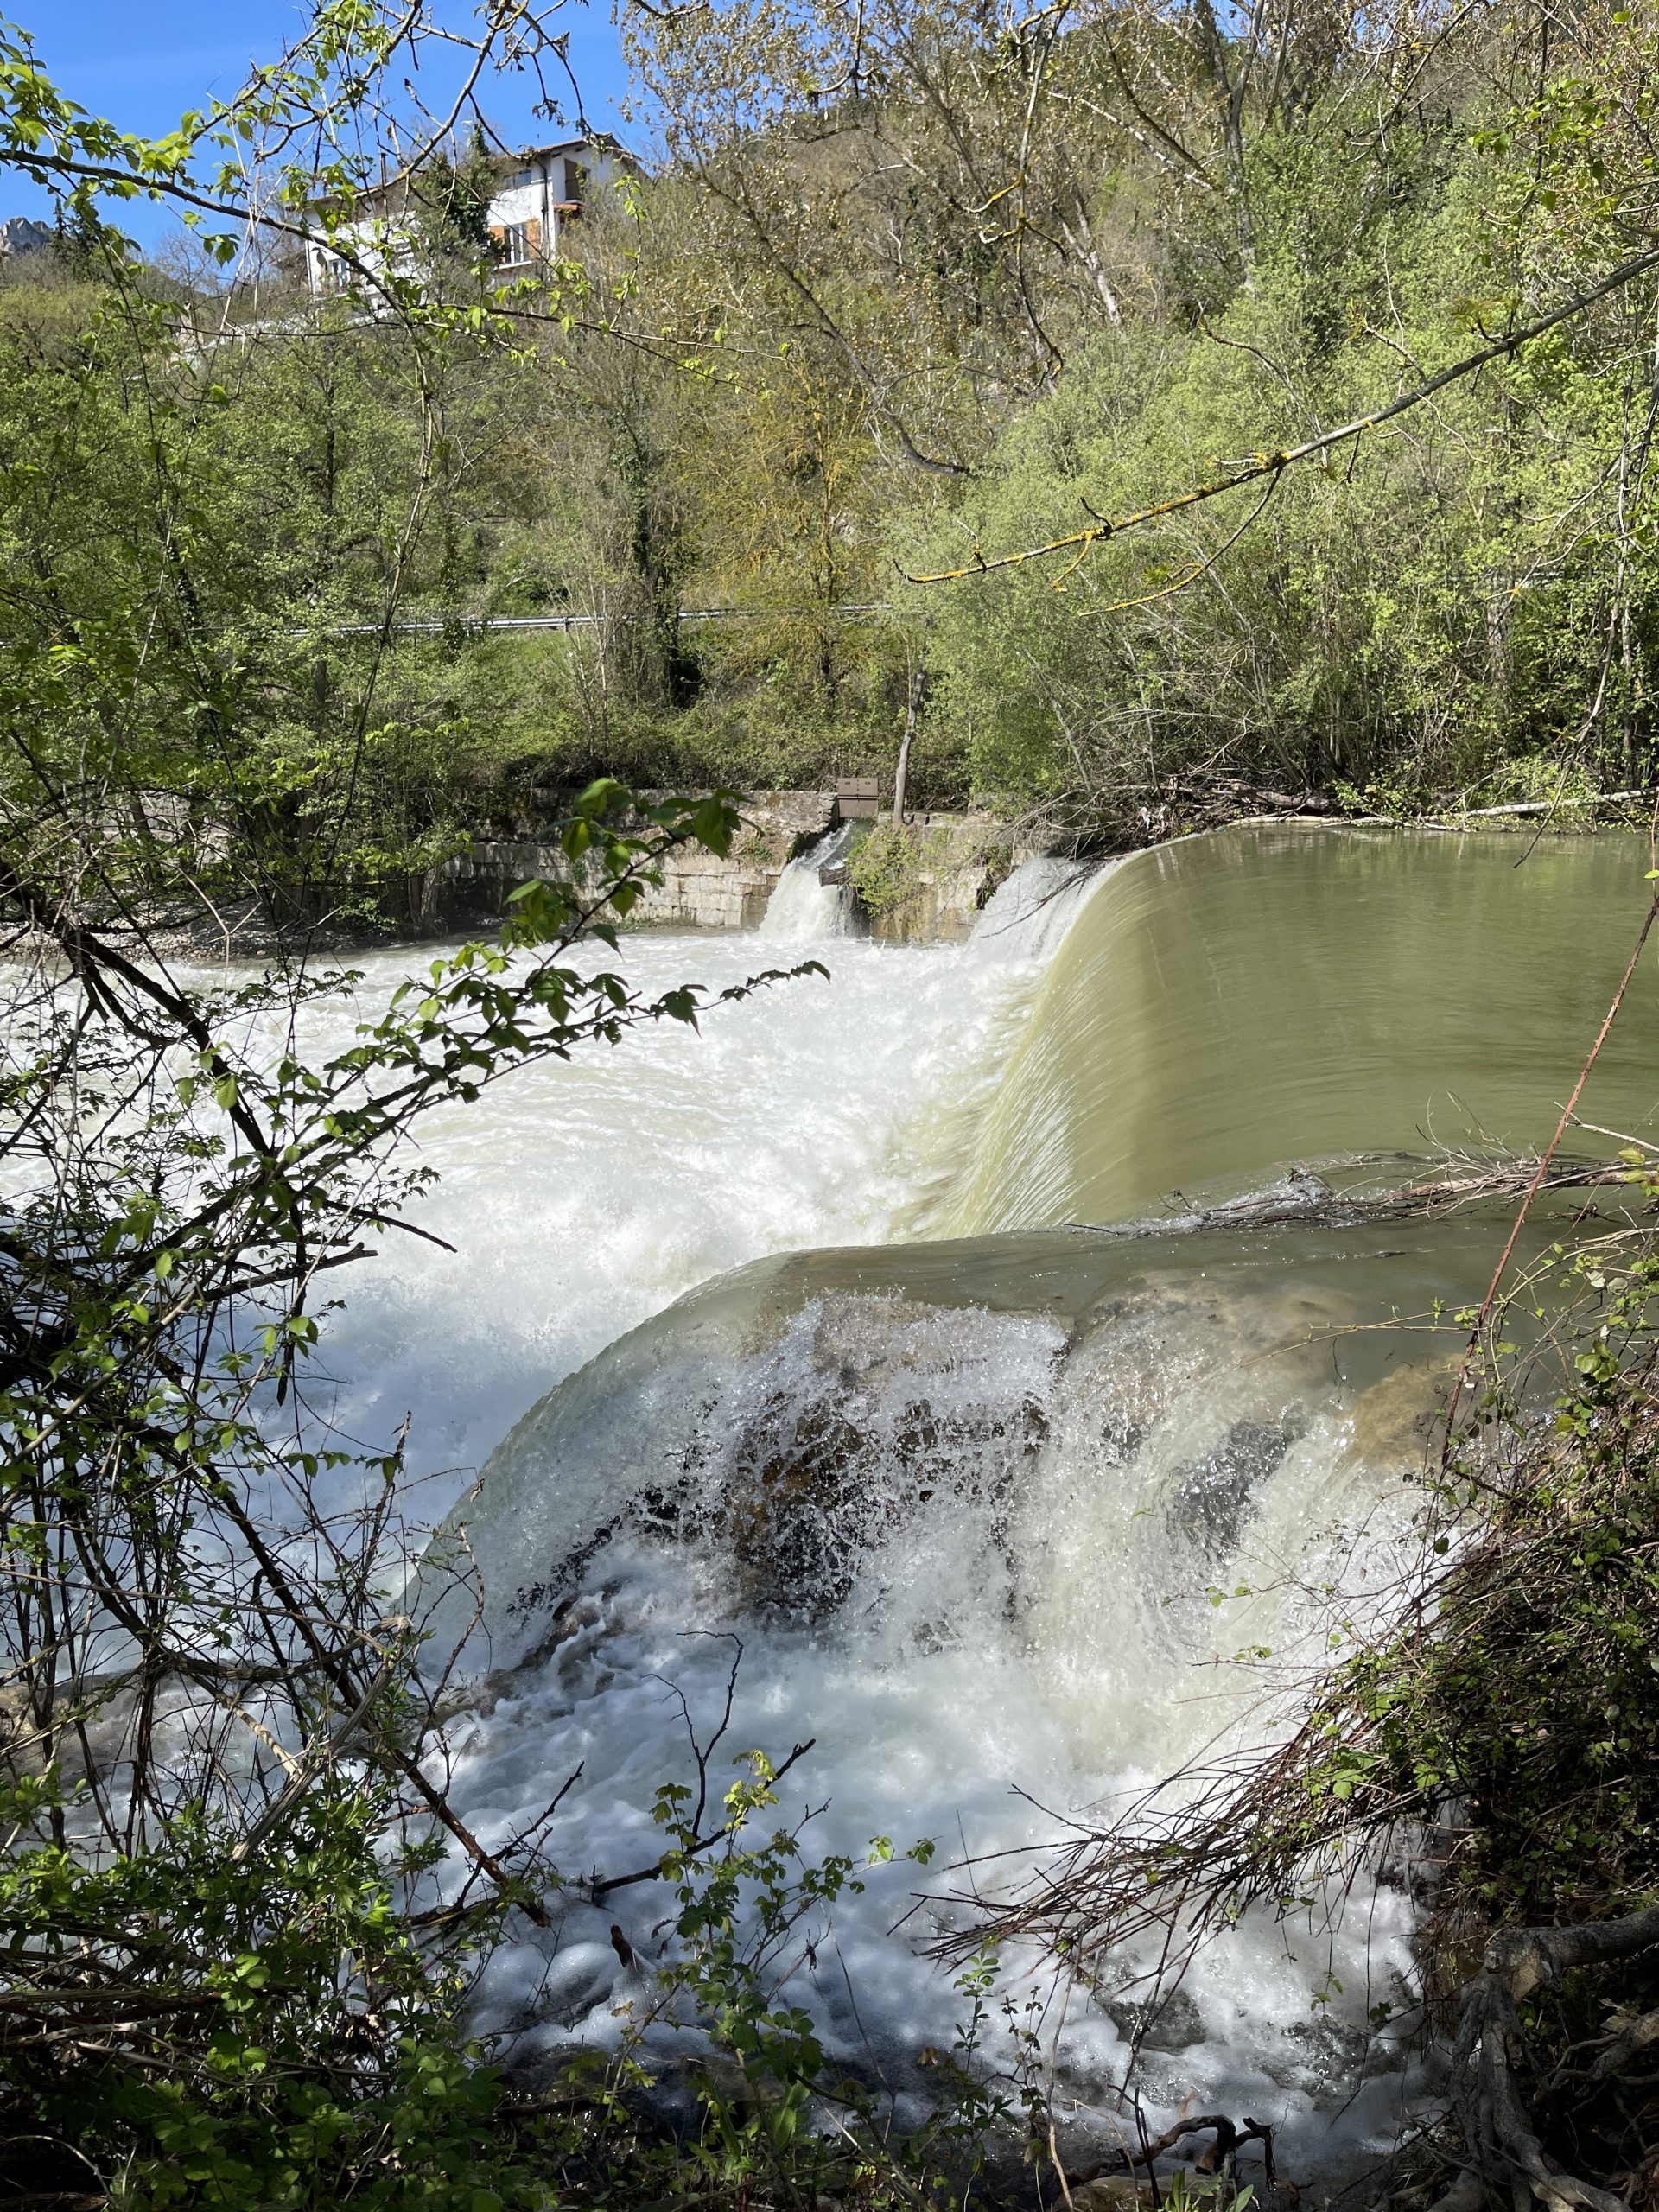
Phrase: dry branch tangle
[{"left": 1432, "top": 1910, "right": 1659, "bottom": 2212}]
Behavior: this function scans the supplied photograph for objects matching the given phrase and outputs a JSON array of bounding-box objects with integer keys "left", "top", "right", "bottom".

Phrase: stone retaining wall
[
  {"left": 420, "top": 792, "right": 1051, "bottom": 944},
  {"left": 856, "top": 813, "right": 1033, "bottom": 944},
  {"left": 427, "top": 790, "right": 836, "bottom": 933}
]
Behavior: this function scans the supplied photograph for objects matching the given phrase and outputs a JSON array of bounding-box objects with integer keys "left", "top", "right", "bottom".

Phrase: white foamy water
[
  {"left": 430, "top": 1222, "right": 1448, "bottom": 2177},
  {"left": 213, "top": 857, "right": 1440, "bottom": 2180},
  {"left": 280, "top": 868, "right": 1064, "bottom": 1504},
  {"left": 757, "top": 826, "right": 855, "bottom": 941},
  {"left": 965, "top": 852, "right": 1114, "bottom": 965}
]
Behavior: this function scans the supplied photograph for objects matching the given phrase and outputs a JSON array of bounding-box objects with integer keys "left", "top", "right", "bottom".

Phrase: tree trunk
[{"left": 893, "top": 666, "right": 925, "bottom": 827}]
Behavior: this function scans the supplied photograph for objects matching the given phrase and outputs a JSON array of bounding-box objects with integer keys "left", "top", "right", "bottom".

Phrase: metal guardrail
[{"left": 318, "top": 604, "right": 895, "bottom": 636}]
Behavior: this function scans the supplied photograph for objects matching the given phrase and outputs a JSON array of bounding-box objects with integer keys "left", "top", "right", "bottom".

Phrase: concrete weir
[
  {"left": 432, "top": 789, "right": 837, "bottom": 933},
  {"left": 427, "top": 789, "right": 1050, "bottom": 941}
]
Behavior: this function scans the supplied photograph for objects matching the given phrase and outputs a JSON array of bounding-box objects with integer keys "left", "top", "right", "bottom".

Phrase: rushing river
[{"left": 289, "top": 824, "right": 1659, "bottom": 2181}]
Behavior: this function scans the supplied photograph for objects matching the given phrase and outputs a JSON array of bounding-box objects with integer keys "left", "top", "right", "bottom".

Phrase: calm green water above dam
[{"left": 952, "top": 825, "right": 1659, "bottom": 1230}]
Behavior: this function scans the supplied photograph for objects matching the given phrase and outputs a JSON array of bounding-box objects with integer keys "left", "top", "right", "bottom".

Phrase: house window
[
  {"left": 501, "top": 220, "right": 531, "bottom": 265},
  {"left": 563, "top": 158, "right": 587, "bottom": 204}
]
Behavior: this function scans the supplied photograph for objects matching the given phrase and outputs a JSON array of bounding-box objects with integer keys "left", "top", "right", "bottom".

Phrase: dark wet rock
[
  {"left": 1106, "top": 1986, "right": 1207, "bottom": 2053},
  {"left": 1166, "top": 1416, "right": 1304, "bottom": 1560}
]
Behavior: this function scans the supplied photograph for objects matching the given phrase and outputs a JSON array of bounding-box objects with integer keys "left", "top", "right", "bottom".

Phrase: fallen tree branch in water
[
  {"left": 1062, "top": 1155, "right": 1649, "bottom": 1240},
  {"left": 1071, "top": 2112, "right": 1277, "bottom": 2190},
  {"left": 1444, "top": 791, "right": 1652, "bottom": 820}
]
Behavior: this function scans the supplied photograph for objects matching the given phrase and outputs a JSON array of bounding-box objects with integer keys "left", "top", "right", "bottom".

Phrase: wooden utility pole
[{"left": 893, "top": 666, "right": 925, "bottom": 828}]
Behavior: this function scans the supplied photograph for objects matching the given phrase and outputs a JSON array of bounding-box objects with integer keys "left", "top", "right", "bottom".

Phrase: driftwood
[
  {"left": 1073, "top": 2111, "right": 1278, "bottom": 2194},
  {"left": 1065, "top": 1156, "right": 1645, "bottom": 1243}
]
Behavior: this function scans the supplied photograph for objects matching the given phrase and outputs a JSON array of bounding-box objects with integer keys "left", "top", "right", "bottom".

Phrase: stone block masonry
[{"left": 429, "top": 791, "right": 837, "bottom": 934}]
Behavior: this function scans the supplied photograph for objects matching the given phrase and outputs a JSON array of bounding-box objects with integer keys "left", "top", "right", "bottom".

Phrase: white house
[{"left": 305, "top": 135, "right": 636, "bottom": 295}]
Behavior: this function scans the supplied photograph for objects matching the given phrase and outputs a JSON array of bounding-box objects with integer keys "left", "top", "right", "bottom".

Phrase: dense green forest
[
  {"left": 10, "top": 4, "right": 1659, "bottom": 2209},
  {"left": 6, "top": 0, "right": 1659, "bottom": 936}
]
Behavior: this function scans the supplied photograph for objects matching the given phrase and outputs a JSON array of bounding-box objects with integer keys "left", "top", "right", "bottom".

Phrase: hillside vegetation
[{"left": 6, "top": 0, "right": 1659, "bottom": 935}]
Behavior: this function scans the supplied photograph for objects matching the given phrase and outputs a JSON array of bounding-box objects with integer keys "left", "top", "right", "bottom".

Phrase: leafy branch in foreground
[{"left": 0, "top": 769, "right": 840, "bottom": 2203}]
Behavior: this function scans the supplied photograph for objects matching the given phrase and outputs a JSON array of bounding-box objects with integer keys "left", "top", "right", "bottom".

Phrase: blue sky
[{"left": 3, "top": 1, "right": 638, "bottom": 244}]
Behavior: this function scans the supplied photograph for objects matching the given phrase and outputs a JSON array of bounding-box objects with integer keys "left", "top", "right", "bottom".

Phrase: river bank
[
  {"left": 428, "top": 791, "right": 1050, "bottom": 943},
  {"left": 112, "top": 778, "right": 1659, "bottom": 962},
  {"left": 137, "top": 790, "right": 1046, "bottom": 956},
  {"left": 423, "top": 781, "right": 1659, "bottom": 947}
]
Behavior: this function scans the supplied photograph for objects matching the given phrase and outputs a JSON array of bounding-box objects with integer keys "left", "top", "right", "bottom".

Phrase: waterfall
[
  {"left": 952, "top": 823, "right": 1659, "bottom": 1231},
  {"left": 759, "top": 825, "right": 855, "bottom": 939},
  {"left": 967, "top": 851, "right": 1112, "bottom": 963},
  {"left": 283, "top": 823, "right": 1659, "bottom": 2181},
  {"left": 432, "top": 1203, "right": 1554, "bottom": 2169},
  {"left": 285, "top": 907, "right": 1047, "bottom": 1501}
]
